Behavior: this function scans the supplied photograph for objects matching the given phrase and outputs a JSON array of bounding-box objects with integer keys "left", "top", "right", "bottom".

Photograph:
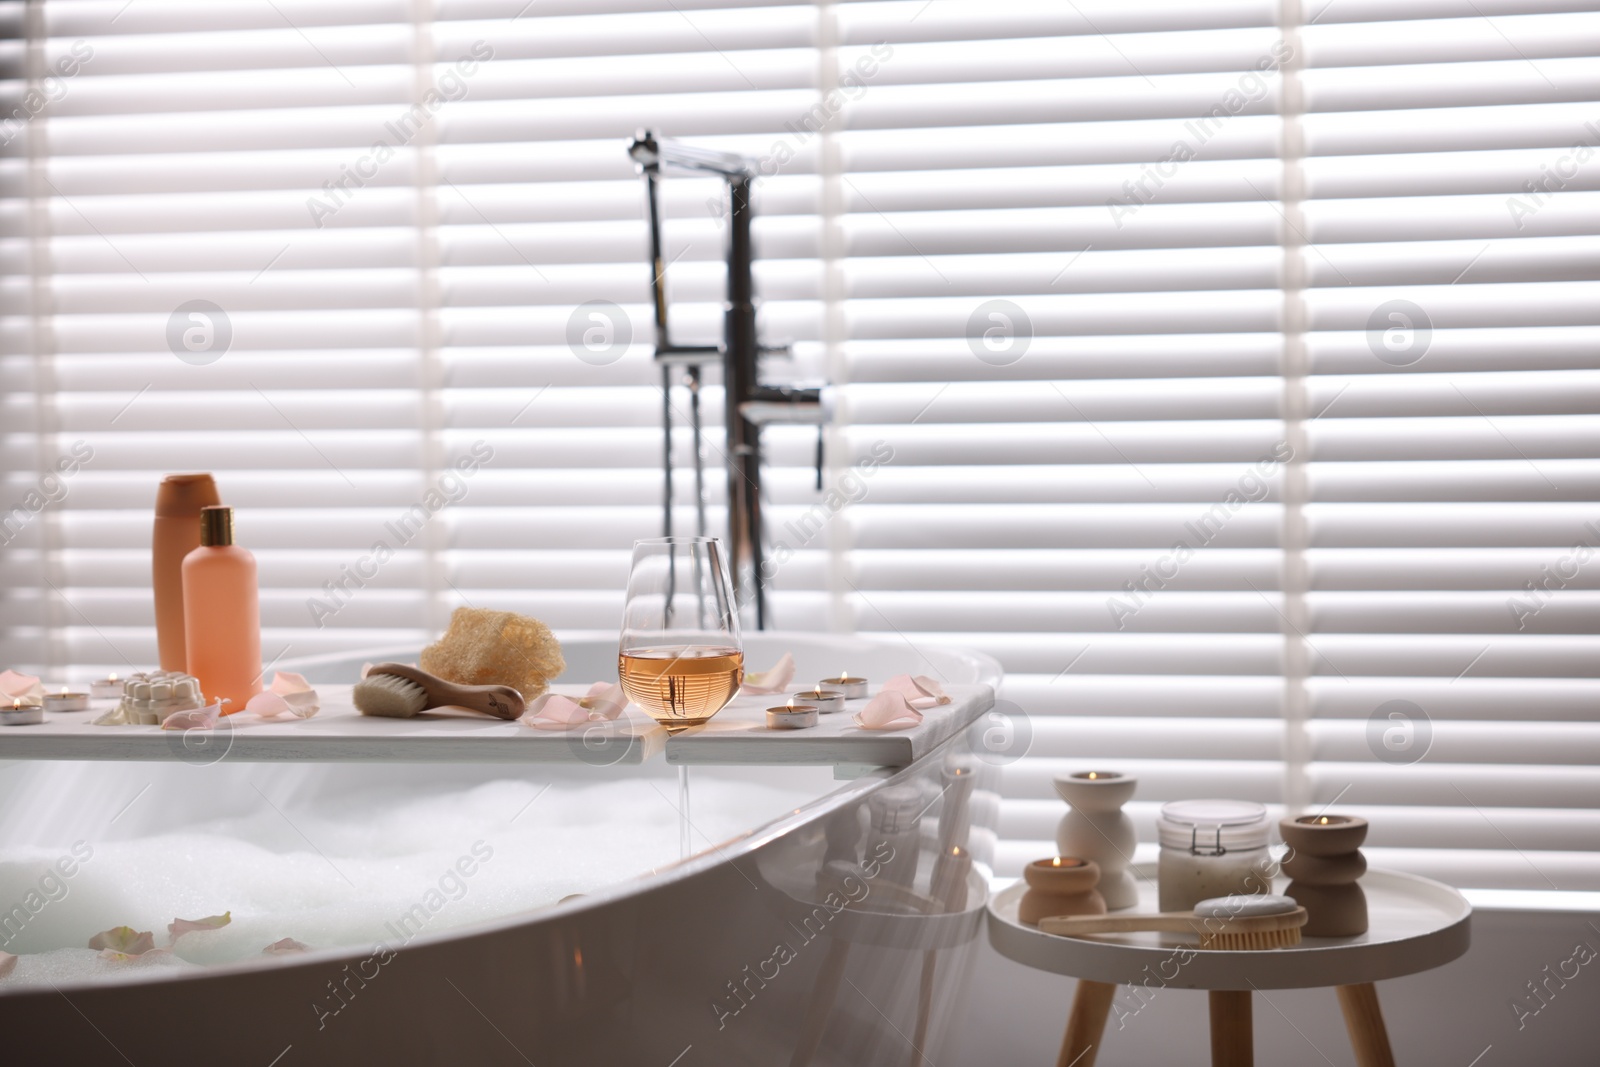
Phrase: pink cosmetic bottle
[
  {"left": 153, "top": 473, "right": 220, "bottom": 671},
  {"left": 182, "top": 505, "right": 262, "bottom": 714}
]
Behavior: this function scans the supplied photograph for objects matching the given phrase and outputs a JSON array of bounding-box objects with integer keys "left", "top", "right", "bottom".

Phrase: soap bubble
[
  {"left": 1366, "top": 299, "right": 1431, "bottom": 367},
  {"left": 968, "top": 698, "right": 1032, "bottom": 766},
  {"left": 166, "top": 300, "right": 232, "bottom": 366},
  {"left": 566, "top": 300, "right": 631, "bottom": 367},
  {"left": 164, "top": 713, "right": 234, "bottom": 766},
  {"left": 0, "top": 775, "right": 812, "bottom": 984},
  {"left": 1366, "top": 699, "right": 1431, "bottom": 765},
  {"left": 966, "top": 299, "right": 1031, "bottom": 367}
]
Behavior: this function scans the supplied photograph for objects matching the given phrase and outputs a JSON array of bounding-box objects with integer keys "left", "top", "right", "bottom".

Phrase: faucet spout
[{"left": 629, "top": 131, "right": 827, "bottom": 629}]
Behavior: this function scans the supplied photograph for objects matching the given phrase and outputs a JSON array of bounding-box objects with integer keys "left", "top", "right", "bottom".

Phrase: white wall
[{"left": 949, "top": 907, "right": 1599, "bottom": 1066}]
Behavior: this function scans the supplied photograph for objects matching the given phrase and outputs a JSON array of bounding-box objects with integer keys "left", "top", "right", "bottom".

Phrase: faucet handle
[
  {"left": 759, "top": 343, "right": 794, "bottom": 360},
  {"left": 739, "top": 384, "right": 825, "bottom": 426}
]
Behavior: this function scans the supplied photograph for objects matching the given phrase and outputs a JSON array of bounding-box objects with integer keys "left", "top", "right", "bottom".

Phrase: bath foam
[{"left": 0, "top": 776, "right": 805, "bottom": 990}]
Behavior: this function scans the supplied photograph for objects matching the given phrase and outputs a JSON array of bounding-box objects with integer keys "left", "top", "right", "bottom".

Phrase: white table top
[
  {"left": 987, "top": 865, "right": 1471, "bottom": 990},
  {"left": 0, "top": 683, "right": 994, "bottom": 768}
]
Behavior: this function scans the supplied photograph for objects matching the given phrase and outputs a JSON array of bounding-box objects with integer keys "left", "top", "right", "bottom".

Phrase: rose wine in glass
[{"left": 619, "top": 537, "right": 743, "bottom": 730}]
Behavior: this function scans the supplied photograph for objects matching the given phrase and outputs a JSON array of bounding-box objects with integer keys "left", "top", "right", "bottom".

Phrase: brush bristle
[
  {"left": 353, "top": 673, "right": 428, "bottom": 718},
  {"left": 1200, "top": 926, "right": 1302, "bottom": 950}
]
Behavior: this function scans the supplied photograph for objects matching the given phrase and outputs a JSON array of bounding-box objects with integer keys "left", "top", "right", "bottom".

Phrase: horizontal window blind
[
  {"left": 831, "top": 0, "right": 1600, "bottom": 892},
  {"left": 2, "top": 0, "right": 1596, "bottom": 890}
]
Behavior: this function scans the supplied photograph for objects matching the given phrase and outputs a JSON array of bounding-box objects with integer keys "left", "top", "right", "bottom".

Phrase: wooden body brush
[
  {"left": 1040, "top": 894, "right": 1307, "bottom": 950},
  {"left": 353, "top": 663, "right": 525, "bottom": 721}
]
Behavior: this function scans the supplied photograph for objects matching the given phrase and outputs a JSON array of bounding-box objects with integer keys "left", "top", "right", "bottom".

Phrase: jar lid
[{"left": 1156, "top": 799, "right": 1269, "bottom": 854}]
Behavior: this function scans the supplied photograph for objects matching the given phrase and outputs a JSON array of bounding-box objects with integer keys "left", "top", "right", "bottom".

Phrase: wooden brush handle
[
  {"left": 1039, "top": 907, "right": 1306, "bottom": 938},
  {"left": 367, "top": 663, "right": 525, "bottom": 721}
]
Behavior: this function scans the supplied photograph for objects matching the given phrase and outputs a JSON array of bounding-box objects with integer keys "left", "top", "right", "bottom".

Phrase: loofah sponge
[{"left": 419, "top": 607, "right": 565, "bottom": 700}]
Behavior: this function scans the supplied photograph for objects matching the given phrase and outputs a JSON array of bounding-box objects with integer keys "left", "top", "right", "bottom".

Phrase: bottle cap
[
  {"left": 155, "top": 473, "right": 220, "bottom": 518},
  {"left": 199, "top": 505, "right": 234, "bottom": 547}
]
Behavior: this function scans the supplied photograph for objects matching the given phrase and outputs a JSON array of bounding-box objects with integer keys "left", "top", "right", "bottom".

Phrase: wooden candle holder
[
  {"left": 1279, "top": 815, "right": 1369, "bottom": 937},
  {"left": 1019, "top": 857, "right": 1106, "bottom": 926}
]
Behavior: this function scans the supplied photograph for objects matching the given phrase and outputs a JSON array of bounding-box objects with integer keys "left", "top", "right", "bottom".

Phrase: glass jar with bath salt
[{"left": 1156, "top": 799, "right": 1273, "bottom": 912}]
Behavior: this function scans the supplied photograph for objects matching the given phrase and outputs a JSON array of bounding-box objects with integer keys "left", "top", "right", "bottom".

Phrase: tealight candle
[
  {"left": 43, "top": 688, "right": 90, "bottom": 713},
  {"left": 819, "top": 673, "right": 867, "bottom": 699},
  {"left": 766, "top": 703, "right": 818, "bottom": 730},
  {"left": 90, "top": 675, "right": 123, "bottom": 699},
  {"left": 802, "top": 686, "right": 845, "bottom": 714},
  {"left": 2, "top": 699, "right": 44, "bottom": 726},
  {"left": 1018, "top": 856, "right": 1106, "bottom": 925}
]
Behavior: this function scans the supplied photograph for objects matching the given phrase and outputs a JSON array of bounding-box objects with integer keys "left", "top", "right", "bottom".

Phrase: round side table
[{"left": 987, "top": 867, "right": 1470, "bottom": 1067}]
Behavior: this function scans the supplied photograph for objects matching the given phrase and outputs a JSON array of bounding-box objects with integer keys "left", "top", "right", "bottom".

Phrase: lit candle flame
[
  {"left": 786, "top": 696, "right": 795, "bottom": 709},
  {"left": 60, "top": 686, "right": 68, "bottom": 695},
  {"left": 1319, "top": 816, "right": 1331, "bottom": 824}
]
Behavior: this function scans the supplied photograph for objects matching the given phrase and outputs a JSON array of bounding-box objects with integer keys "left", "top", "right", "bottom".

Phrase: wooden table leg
[
  {"left": 1208, "top": 990, "right": 1252, "bottom": 1067},
  {"left": 1058, "top": 979, "right": 1116, "bottom": 1067},
  {"left": 1337, "top": 983, "right": 1397, "bottom": 1067}
]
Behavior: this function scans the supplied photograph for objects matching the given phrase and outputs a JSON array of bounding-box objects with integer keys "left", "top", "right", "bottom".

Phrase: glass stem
[{"left": 679, "top": 763, "right": 691, "bottom": 859}]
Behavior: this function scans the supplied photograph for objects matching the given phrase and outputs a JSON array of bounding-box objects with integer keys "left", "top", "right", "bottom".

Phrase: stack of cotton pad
[{"left": 95, "top": 672, "right": 205, "bottom": 726}]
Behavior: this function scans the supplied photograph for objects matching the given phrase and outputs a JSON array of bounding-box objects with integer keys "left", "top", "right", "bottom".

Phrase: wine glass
[{"left": 619, "top": 536, "right": 744, "bottom": 730}]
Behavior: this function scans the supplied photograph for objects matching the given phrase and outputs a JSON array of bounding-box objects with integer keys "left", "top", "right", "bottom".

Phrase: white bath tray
[
  {"left": 0, "top": 685, "right": 666, "bottom": 765},
  {"left": 0, "top": 683, "right": 995, "bottom": 767},
  {"left": 664, "top": 684, "right": 995, "bottom": 766}
]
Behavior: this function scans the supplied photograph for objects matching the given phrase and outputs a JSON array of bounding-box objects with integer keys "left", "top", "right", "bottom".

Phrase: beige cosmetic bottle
[
  {"left": 182, "top": 505, "right": 262, "bottom": 714},
  {"left": 153, "top": 473, "right": 221, "bottom": 671}
]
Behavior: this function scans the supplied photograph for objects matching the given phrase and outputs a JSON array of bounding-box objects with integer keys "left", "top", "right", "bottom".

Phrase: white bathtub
[{"left": 0, "top": 633, "right": 1002, "bottom": 1066}]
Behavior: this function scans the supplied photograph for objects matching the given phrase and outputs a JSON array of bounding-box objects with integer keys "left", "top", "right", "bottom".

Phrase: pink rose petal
[
  {"left": 245, "top": 691, "right": 293, "bottom": 718},
  {"left": 578, "top": 681, "right": 626, "bottom": 721},
  {"left": 263, "top": 938, "right": 310, "bottom": 956},
  {"left": 0, "top": 669, "right": 43, "bottom": 701},
  {"left": 270, "top": 672, "right": 320, "bottom": 718},
  {"left": 520, "top": 693, "right": 590, "bottom": 729},
  {"left": 169, "top": 911, "right": 231, "bottom": 944},
  {"left": 883, "top": 674, "right": 951, "bottom": 709},
  {"left": 0, "top": 950, "right": 16, "bottom": 979},
  {"left": 271, "top": 671, "right": 312, "bottom": 695},
  {"left": 853, "top": 690, "right": 924, "bottom": 730},
  {"left": 89, "top": 926, "right": 155, "bottom": 955},
  {"left": 741, "top": 652, "right": 795, "bottom": 695},
  {"left": 522, "top": 683, "right": 628, "bottom": 729},
  {"left": 161, "top": 701, "right": 222, "bottom": 730}
]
